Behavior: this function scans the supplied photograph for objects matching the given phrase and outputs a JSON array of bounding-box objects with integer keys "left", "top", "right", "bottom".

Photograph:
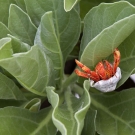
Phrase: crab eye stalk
[{"left": 75, "top": 48, "right": 121, "bottom": 92}]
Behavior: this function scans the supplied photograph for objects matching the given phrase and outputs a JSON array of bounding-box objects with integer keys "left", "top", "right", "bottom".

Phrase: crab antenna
[
  {"left": 75, "top": 59, "right": 91, "bottom": 73},
  {"left": 113, "top": 48, "right": 120, "bottom": 74}
]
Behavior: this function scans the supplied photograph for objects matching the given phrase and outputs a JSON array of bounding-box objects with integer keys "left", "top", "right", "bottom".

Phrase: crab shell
[{"left": 90, "top": 67, "right": 121, "bottom": 92}]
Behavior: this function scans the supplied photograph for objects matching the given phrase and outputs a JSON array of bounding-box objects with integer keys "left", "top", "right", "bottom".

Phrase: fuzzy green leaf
[
  {"left": 0, "top": 0, "right": 16, "bottom": 25},
  {"left": 0, "top": 72, "right": 26, "bottom": 100},
  {"left": 25, "top": 0, "right": 81, "bottom": 62},
  {"left": 15, "top": 0, "right": 26, "bottom": 11},
  {"left": 80, "top": 1, "right": 135, "bottom": 87},
  {"left": 24, "top": 98, "right": 41, "bottom": 112},
  {"left": 0, "top": 107, "right": 56, "bottom": 135},
  {"left": 91, "top": 88, "right": 135, "bottom": 135},
  {"left": 0, "top": 22, "right": 11, "bottom": 39},
  {"left": 64, "top": 0, "right": 79, "bottom": 11},
  {"left": 46, "top": 80, "right": 91, "bottom": 135},
  {"left": 34, "top": 11, "right": 63, "bottom": 86},
  {"left": 8, "top": 4, "right": 37, "bottom": 45},
  {"left": 0, "top": 38, "right": 13, "bottom": 59},
  {"left": 0, "top": 45, "right": 54, "bottom": 96},
  {"left": 82, "top": 109, "right": 96, "bottom": 135},
  {"left": 8, "top": 34, "right": 30, "bottom": 53}
]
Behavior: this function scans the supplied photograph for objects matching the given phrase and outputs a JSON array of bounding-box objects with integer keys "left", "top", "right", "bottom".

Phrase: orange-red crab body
[{"left": 75, "top": 49, "right": 121, "bottom": 92}]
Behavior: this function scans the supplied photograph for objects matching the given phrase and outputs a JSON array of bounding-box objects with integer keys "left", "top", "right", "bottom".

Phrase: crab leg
[
  {"left": 74, "top": 69, "right": 89, "bottom": 78},
  {"left": 113, "top": 48, "right": 120, "bottom": 74},
  {"left": 75, "top": 59, "right": 91, "bottom": 74},
  {"left": 75, "top": 59, "right": 100, "bottom": 82}
]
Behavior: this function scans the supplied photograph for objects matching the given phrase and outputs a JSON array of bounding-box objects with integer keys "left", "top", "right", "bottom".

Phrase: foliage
[{"left": 0, "top": 0, "right": 135, "bottom": 134}]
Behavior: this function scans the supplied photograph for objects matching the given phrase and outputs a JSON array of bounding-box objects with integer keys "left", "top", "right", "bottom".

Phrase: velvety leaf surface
[
  {"left": 15, "top": 0, "right": 26, "bottom": 11},
  {"left": 82, "top": 109, "right": 96, "bottom": 135},
  {"left": 80, "top": 1, "right": 135, "bottom": 87},
  {"left": 0, "top": 22, "right": 11, "bottom": 39},
  {"left": 0, "top": 38, "right": 13, "bottom": 59},
  {"left": 8, "top": 34, "right": 30, "bottom": 53},
  {"left": 64, "top": 0, "right": 79, "bottom": 11},
  {"left": 0, "top": 107, "right": 56, "bottom": 135},
  {"left": 0, "top": 0, "right": 16, "bottom": 25},
  {"left": 46, "top": 80, "right": 91, "bottom": 135},
  {"left": 25, "top": 0, "right": 81, "bottom": 62},
  {"left": 8, "top": 4, "right": 37, "bottom": 45},
  {"left": 80, "top": 1, "right": 135, "bottom": 57},
  {"left": 0, "top": 45, "right": 54, "bottom": 96},
  {"left": 0, "top": 72, "right": 26, "bottom": 100},
  {"left": 91, "top": 88, "right": 135, "bottom": 135},
  {"left": 34, "top": 11, "right": 63, "bottom": 86},
  {"left": 24, "top": 98, "right": 41, "bottom": 112}
]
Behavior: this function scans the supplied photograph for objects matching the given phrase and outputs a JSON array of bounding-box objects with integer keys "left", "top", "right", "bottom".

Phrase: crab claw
[{"left": 113, "top": 48, "right": 120, "bottom": 74}]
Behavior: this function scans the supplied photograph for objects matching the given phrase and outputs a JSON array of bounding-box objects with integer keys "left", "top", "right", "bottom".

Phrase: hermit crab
[{"left": 75, "top": 49, "right": 121, "bottom": 92}]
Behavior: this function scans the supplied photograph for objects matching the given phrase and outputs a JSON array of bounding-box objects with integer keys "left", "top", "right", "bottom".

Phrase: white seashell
[{"left": 90, "top": 67, "right": 121, "bottom": 92}]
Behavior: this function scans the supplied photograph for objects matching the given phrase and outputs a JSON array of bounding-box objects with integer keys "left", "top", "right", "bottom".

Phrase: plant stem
[
  {"left": 72, "top": 84, "right": 83, "bottom": 96},
  {"left": 61, "top": 72, "right": 77, "bottom": 93}
]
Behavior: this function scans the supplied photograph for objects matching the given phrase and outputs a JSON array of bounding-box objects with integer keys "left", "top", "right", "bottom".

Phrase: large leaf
[
  {"left": 8, "top": 34, "right": 30, "bottom": 53},
  {"left": 80, "top": 1, "right": 135, "bottom": 87},
  {"left": 91, "top": 88, "right": 135, "bottom": 135},
  {"left": 15, "top": 0, "right": 26, "bottom": 11},
  {"left": 8, "top": 4, "right": 37, "bottom": 45},
  {"left": 0, "top": 0, "right": 16, "bottom": 26},
  {"left": 0, "top": 38, "right": 13, "bottom": 59},
  {"left": 25, "top": 0, "right": 81, "bottom": 62},
  {"left": 0, "top": 106, "right": 57, "bottom": 135},
  {"left": 0, "top": 72, "right": 26, "bottom": 100},
  {"left": 82, "top": 109, "right": 96, "bottom": 135},
  {"left": 0, "top": 45, "right": 54, "bottom": 96},
  {"left": 80, "top": 1, "right": 135, "bottom": 56},
  {"left": 34, "top": 11, "right": 63, "bottom": 86},
  {"left": 24, "top": 98, "right": 41, "bottom": 112},
  {"left": 0, "top": 22, "right": 11, "bottom": 39},
  {"left": 46, "top": 80, "right": 91, "bottom": 135},
  {"left": 64, "top": 0, "right": 79, "bottom": 12}
]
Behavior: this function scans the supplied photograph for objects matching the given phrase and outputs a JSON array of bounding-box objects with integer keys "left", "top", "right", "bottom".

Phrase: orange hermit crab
[{"left": 75, "top": 49, "right": 121, "bottom": 92}]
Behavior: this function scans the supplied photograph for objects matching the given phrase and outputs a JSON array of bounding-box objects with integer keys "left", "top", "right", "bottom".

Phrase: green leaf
[
  {"left": 0, "top": 106, "right": 57, "bottom": 135},
  {"left": 121, "top": 0, "right": 135, "bottom": 5},
  {"left": 0, "top": 72, "right": 26, "bottom": 100},
  {"left": 15, "top": 0, "right": 26, "bottom": 11},
  {"left": 0, "top": 45, "right": 54, "bottom": 96},
  {"left": 82, "top": 109, "right": 96, "bottom": 135},
  {"left": 80, "top": 1, "right": 135, "bottom": 67},
  {"left": 8, "top": 34, "right": 30, "bottom": 53},
  {"left": 79, "top": 1, "right": 135, "bottom": 87},
  {"left": 81, "top": 13, "right": 135, "bottom": 67},
  {"left": 0, "top": 0, "right": 16, "bottom": 25},
  {"left": 35, "top": 11, "right": 63, "bottom": 86},
  {"left": 0, "top": 38, "right": 13, "bottom": 59},
  {"left": 24, "top": 98, "right": 41, "bottom": 112},
  {"left": 64, "top": 0, "right": 79, "bottom": 12},
  {"left": 8, "top": 4, "right": 37, "bottom": 45},
  {"left": 91, "top": 88, "right": 135, "bottom": 135},
  {"left": 0, "top": 22, "right": 11, "bottom": 39},
  {"left": 25, "top": 0, "right": 81, "bottom": 61},
  {"left": 46, "top": 80, "right": 91, "bottom": 135}
]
